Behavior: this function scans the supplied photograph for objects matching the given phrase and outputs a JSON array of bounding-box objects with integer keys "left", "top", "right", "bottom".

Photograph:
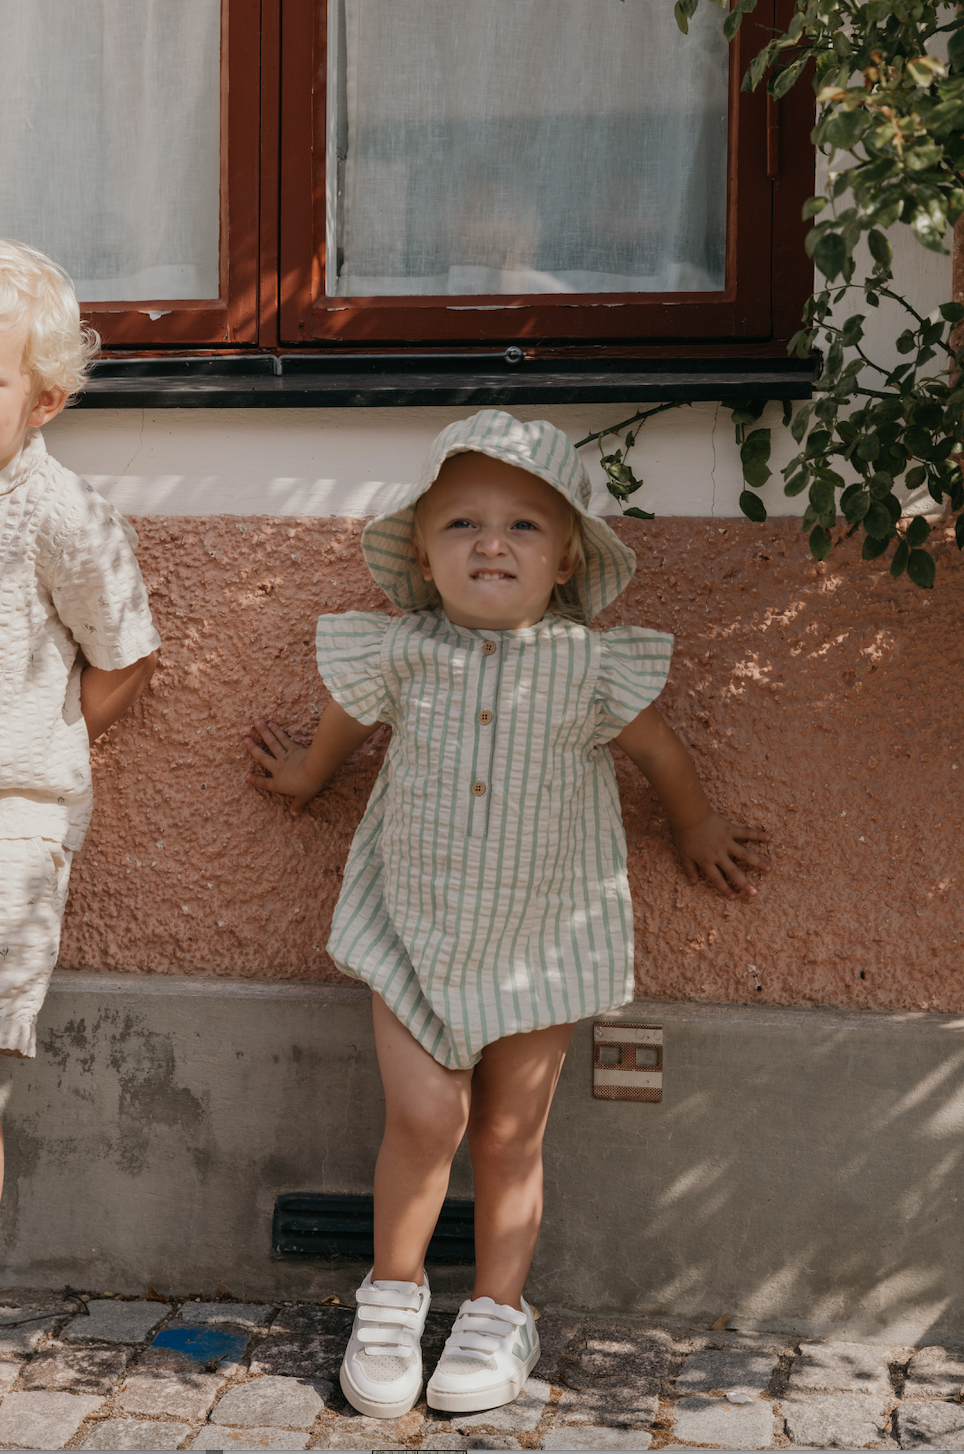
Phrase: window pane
[
  {"left": 0, "top": 0, "right": 220, "bottom": 302},
  {"left": 328, "top": 0, "right": 728, "bottom": 298}
]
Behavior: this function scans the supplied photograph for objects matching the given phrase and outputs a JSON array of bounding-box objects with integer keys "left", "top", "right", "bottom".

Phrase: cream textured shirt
[
  {"left": 0, "top": 431, "right": 160, "bottom": 849},
  {"left": 317, "top": 609, "right": 673, "bottom": 1070}
]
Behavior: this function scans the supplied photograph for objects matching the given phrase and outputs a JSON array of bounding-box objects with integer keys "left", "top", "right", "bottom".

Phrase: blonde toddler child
[
  {"left": 0, "top": 239, "right": 160, "bottom": 1191},
  {"left": 244, "top": 410, "right": 770, "bottom": 1418}
]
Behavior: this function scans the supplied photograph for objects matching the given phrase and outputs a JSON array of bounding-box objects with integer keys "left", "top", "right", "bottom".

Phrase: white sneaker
[
  {"left": 339, "top": 1270, "right": 431, "bottom": 1418},
  {"left": 426, "top": 1294, "right": 540, "bottom": 1412}
]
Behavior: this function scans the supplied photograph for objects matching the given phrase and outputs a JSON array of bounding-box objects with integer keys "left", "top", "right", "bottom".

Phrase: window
[{"left": 1, "top": 0, "right": 813, "bottom": 357}]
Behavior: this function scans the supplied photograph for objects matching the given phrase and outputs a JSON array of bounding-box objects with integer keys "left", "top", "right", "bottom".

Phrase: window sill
[{"left": 77, "top": 352, "right": 816, "bottom": 409}]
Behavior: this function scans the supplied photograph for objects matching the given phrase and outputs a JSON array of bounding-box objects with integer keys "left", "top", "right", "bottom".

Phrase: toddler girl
[{"left": 244, "top": 410, "right": 770, "bottom": 1419}]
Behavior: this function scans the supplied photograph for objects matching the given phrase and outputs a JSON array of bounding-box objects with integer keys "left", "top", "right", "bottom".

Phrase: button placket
[{"left": 466, "top": 637, "right": 501, "bottom": 840}]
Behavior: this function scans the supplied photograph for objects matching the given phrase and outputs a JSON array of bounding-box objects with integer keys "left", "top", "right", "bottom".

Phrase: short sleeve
[
  {"left": 316, "top": 612, "right": 395, "bottom": 726},
  {"left": 593, "top": 626, "right": 674, "bottom": 746},
  {"left": 48, "top": 479, "right": 161, "bottom": 671}
]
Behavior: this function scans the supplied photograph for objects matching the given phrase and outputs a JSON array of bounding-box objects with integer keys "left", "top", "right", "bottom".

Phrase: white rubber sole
[
  {"left": 426, "top": 1335, "right": 541, "bottom": 1413},
  {"left": 339, "top": 1358, "right": 423, "bottom": 1420}
]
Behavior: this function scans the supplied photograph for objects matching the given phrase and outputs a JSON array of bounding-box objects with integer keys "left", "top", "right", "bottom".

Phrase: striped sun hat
[{"left": 361, "top": 410, "right": 637, "bottom": 622}]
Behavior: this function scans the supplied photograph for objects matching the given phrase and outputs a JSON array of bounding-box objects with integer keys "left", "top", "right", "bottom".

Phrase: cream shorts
[{"left": 0, "top": 838, "right": 72, "bottom": 1059}]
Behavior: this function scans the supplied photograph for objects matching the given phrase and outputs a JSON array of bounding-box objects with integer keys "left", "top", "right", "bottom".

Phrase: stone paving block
[
  {"left": 20, "top": 1343, "right": 130, "bottom": 1393},
  {"left": 61, "top": 1298, "right": 171, "bottom": 1345},
  {"left": 0, "top": 1358, "right": 22, "bottom": 1390},
  {"left": 177, "top": 1300, "right": 274, "bottom": 1330},
  {"left": 212, "top": 1373, "right": 332, "bottom": 1429},
  {"left": 559, "top": 1325, "right": 674, "bottom": 1392},
  {"left": 118, "top": 1368, "right": 226, "bottom": 1420},
  {"left": 533, "top": 1318, "right": 583, "bottom": 1383},
  {"left": 323, "top": 1413, "right": 422, "bottom": 1449},
  {"left": 416, "top": 1437, "right": 522, "bottom": 1451},
  {"left": 782, "top": 1391, "right": 893, "bottom": 1448},
  {"left": 79, "top": 1418, "right": 194, "bottom": 1450},
  {"left": 904, "top": 1345, "right": 964, "bottom": 1400},
  {"left": 451, "top": 1377, "right": 551, "bottom": 1433},
  {"left": 190, "top": 1426, "right": 310, "bottom": 1450},
  {"left": 676, "top": 1347, "right": 779, "bottom": 1396},
  {"left": 144, "top": 1321, "right": 250, "bottom": 1376},
  {"left": 556, "top": 1386, "right": 659, "bottom": 1429},
  {"left": 897, "top": 1398, "right": 964, "bottom": 1449},
  {"left": 252, "top": 1305, "right": 352, "bottom": 1381},
  {"left": 788, "top": 1339, "right": 893, "bottom": 1396},
  {"left": 0, "top": 1390, "right": 104, "bottom": 1449},
  {"left": 672, "top": 1394, "right": 775, "bottom": 1449},
  {"left": 541, "top": 1428, "right": 653, "bottom": 1449},
  {"left": 0, "top": 1307, "right": 64, "bottom": 1354}
]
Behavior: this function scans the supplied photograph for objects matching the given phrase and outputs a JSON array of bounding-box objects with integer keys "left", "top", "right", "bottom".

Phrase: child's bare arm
[
  {"left": 81, "top": 652, "right": 157, "bottom": 743},
  {"left": 244, "top": 699, "right": 380, "bottom": 816},
  {"left": 614, "top": 704, "right": 771, "bottom": 899}
]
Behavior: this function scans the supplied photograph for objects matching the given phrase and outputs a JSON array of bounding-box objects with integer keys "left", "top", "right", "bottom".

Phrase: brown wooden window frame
[{"left": 83, "top": 0, "right": 814, "bottom": 358}]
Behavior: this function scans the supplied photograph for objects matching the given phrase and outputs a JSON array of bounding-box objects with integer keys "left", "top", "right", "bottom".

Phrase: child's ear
[
  {"left": 28, "top": 387, "right": 68, "bottom": 429},
  {"left": 555, "top": 552, "right": 577, "bottom": 585},
  {"left": 414, "top": 542, "right": 434, "bottom": 582}
]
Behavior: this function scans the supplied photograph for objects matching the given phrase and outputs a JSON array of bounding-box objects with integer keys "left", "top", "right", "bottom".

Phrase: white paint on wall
[{"left": 44, "top": 399, "right": 806, "bottom": 521}]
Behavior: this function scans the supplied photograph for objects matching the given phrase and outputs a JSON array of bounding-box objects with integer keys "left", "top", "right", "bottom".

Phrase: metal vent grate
[{"left": 272, "top": 1193, "right": 475, "bottom": 1264}]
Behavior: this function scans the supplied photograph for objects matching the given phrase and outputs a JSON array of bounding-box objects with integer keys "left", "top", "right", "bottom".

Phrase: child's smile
[{"left": 414, "top": 454, "right": 577, "bottom": 630}]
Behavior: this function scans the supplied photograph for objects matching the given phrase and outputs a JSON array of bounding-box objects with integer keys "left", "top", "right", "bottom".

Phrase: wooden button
[
  {"left": 478, "top": 709, "right": 493, "bottom": 725},
  {"left": 481, "top": 641, "right": 497, "bottom": 655},
  {"left": 471, "top": 780, "right": 487, "bottom": 797}
]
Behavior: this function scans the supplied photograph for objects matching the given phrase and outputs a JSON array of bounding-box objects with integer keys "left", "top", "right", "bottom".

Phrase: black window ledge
[{"left": 77, "top": 352, "right": 815, "bottom": 409}]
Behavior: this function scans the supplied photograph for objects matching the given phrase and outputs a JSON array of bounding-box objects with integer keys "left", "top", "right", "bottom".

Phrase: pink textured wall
[{"left": 59, "top": 514, "right": 964, "bottom": 1014}]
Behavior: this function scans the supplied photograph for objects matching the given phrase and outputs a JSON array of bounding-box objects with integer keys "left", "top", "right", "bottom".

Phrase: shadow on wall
[
  {"left": 57, "top": 513, "right": 964, "bottom": 1018},
  {"left": 537, "top": 1006, "right": 964, "bottom": 1340}
]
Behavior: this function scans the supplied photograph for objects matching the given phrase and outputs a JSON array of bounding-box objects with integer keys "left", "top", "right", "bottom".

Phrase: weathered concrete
[
  {"left": 1, "top": 976, "right": 963, "bottom": 1343},
  {"left": 61, "top": 1299, "right": 171, "bottom": 1345},
  {"left": 671, "top": 1394, "right": 775, "bottom": 1448},
  {"left": 80, "top": 1419, "right": 193, "bottom": 1450},
  {"left": 451, "top": 1378, "right": 551, "bottom": 1433}
]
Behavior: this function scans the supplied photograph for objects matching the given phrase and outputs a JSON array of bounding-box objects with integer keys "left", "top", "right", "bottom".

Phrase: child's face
[
  {"left": 0, "top": 324, "right": 65, "bottom": 472},
  {"left": 415, "top": 453, "right": 577, "bottom": 630}
]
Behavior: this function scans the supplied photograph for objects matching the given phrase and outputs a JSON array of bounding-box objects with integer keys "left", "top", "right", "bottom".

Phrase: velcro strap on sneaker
[
  {"left": 356, "top": 1285, "right": 421, "bottom": 1311},
  {"left": 357, "top": 1303, "right": 420, "bottom": 1329},
  {"left": 358, "top": 1325, "right": 418, "bottom": 1354}
]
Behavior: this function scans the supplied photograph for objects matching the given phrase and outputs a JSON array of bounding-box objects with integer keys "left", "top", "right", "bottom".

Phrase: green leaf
[
  {"left": 862, "top": 533, "right": 891, "bottom": 560},
  {"left": 948, "top": 25, "right": 964, "bottom": 70},
  {"left": 907, "top": 548, "right": 936, "bottom": 588},
  {"left": 805, "top": 429, "right": 832, "bottom": 459},
  {"left": 772, "top": 54, "right": 808, "bottom": 98},
  {"left": 956, "top": 513, "right": 964, "bottom": 549},
  {"left": 782, "top": 399, "right": 793, "bottom": 428},
  {"left": 674, "top": 0, "right": 690, "bottom": 32},
  {"left": 890, "top": 539, "right": 909, "bottom": 578},
  {"left": 905, "top": 465, "right": 927, "bottom": 491},
  {"left": 856, "top": 434, "right": 880, "bottom": 460},
  {"left": 906, "top": 515, "right": 930, "bottom": 547},
  {"left": 940, "top": 302, "right": 964, "bottom": 323},
  {"left": 809, "top": 525, "right": 833, "bottom": 561},
  {"left": 842, "top": 489, "right": 870, "bottom": 524},
  {"left": 864, "top": 501, "right": 895, "bottom": 538},
  {"left": 841, "top": 315, "right": 865, "bottom": 346},
  {"left": 739, "top": 490, "right": 768, "bottom": 522},
  {"left": 784, "top": 471, "right": 810, "bottom": 497},
  {"left": 790, "top": 405, "right": 812, "bottom": 444},
  {"left": 731, "top": 400, "right": 767, "bottom": 428},
  {"left": 723, "top": 0, "right": 757, "bottom": 42},
  {"left": 867, "top": 229, "right": 893, "bottom": 269},
  {"left": 810, "top": 478, "right": 836, "bottom": 515},
  {"left": 622, "top": 506, "right": 656, "bottom": 520},
  {"left": 741, "top": 427, "right": 771, "bottom": 465},
  {"left": 802, "top": 196, "right": 829, "bottom": 219},
  {"left": 813, "top": 231, "right": 848, "bottom": 282},
  {"left": 824, "top": 110, "right": 869, "bottom": 151},
  {"left": 896, "top": 329, "right": 917, "bottom": 355}
]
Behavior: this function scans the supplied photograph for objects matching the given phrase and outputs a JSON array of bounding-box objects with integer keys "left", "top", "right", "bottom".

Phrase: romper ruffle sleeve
[
  {"left": 315, "top": 611, "right": 396, "bottom": 726},
  {"left": 592, "top": 625, "right": 674, "bottom": 746}
]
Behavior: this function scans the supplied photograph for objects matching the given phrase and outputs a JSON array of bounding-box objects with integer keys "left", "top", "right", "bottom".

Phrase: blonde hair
[
  {"left": 0, "top": 238, "right": 99, "bottom": 402},
  {"left": 412, "top": 477, "right": 586, "bottom": 617}
]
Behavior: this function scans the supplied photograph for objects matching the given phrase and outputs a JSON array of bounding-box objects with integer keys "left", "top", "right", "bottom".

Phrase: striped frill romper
[{"left": 317, "top": 608, "right": 673, "bottom": 1070}]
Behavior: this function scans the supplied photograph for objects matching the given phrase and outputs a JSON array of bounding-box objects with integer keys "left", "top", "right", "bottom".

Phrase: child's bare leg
[
  {"left": 467, "top": 1022, "right": 574, "bottom": 1308},
  {"left": 372, "top": 995, "right": 473, "bottom": 1284}
]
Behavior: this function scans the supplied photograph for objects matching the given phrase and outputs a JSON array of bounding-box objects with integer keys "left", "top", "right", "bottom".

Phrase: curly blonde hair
[{"left": 0, "top": 239, "right": 99, "bottom": 402}]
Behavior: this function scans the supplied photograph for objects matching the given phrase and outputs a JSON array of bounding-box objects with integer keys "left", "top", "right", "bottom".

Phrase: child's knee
[{"left": 386, "top": 1096, "right": 467, "bottom": 1156}]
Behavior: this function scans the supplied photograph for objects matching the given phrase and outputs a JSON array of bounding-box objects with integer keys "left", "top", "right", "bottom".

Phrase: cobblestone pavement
[{"left": 0, "top": 1291, "right": 959, "bottom": 1451}]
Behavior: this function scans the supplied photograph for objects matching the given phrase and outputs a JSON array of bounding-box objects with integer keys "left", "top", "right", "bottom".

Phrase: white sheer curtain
[
  {"left": 0, "top": 0, "right": 220, "bottom": 302},
  {"left": 329, "top": 0, "right": 729, "bottom": 298}
]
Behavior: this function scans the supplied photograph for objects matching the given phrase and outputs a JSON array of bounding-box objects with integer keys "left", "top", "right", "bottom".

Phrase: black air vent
[{"left": 272, "top": 1193, "right": 475, "bottom": 1264}]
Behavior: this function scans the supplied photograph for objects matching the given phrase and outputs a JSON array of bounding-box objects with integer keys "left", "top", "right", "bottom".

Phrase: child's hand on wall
[
  {"left": 672, "top": 812, "right": 771, "bottom": 900},
  {"left": 243, "top": 720, "right": 320, "bottom": 815}
]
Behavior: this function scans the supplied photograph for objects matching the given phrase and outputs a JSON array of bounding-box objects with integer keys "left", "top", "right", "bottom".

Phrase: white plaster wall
[{"left": 45, "top": 399, "right": 805, "bottom": 521}]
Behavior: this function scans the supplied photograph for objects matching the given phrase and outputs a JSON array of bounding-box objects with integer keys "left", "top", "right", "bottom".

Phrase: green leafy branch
[
  {"left": 674, "top": 0, "right": 964, "bottom": 587},
  {"left": 575, "top": 402, "right": 686, "bottom": 518}
]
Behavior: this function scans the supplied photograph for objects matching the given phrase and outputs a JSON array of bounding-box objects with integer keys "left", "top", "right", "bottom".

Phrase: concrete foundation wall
[{"left": 4, "top": 974, "right": 961, "bottom": 1345}]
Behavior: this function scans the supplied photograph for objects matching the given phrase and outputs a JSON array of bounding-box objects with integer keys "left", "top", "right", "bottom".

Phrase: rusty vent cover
[{"left": 593, "top": 1021, "right": 663, "bottom": 1101}]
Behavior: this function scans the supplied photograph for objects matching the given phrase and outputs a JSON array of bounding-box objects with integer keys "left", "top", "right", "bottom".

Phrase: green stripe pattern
[{"left": 317, "top": 609, "right": 673, "bottom": 1070}]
